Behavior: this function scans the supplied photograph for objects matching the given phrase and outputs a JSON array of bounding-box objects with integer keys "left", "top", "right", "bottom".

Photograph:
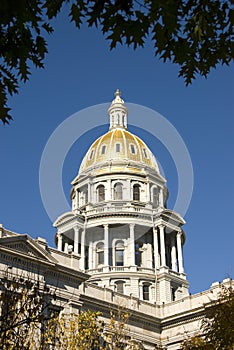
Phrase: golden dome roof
[
  {"left": 78, "top": 90, "right": 159, "bottom": 175},
  {"left": 79, "top": 128, "right": 159, "bottom": 174}
]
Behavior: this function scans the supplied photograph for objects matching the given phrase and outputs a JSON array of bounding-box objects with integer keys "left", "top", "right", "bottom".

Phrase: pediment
[
  {"left": 53, "top": 211, "right": 76, "bottom": 226},
  {"left": 0, "top": 235, "right": 57, "bottom": 263}
]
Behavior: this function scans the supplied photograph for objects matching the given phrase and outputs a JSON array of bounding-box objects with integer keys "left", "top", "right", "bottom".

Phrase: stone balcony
[
  {"left": 82, "top": 201, "right": 159, "bottom": 218},
  {"left": 87, "top": 265, "right": 184, "bottom": 278}
]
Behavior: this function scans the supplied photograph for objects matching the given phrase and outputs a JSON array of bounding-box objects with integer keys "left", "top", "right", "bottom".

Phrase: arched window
[
  {"left": 143, "top": 283, "right": 150, "bottom": 301},
  {"left": 114, "top": 182, "right": 123, "bottom": 200},
  {"left": 133, "top": 184, "right": 140, "bottom": 201},
  {"left": 115, "top": 280, "right": 124, "bottom": 294},
  {"left": 97, "top": 185, "right": 105, "bottom": 202},
  {"left": 152, "top": 187, "right": 159, "bottom": 208},
  {"left": 96, "top": 242, "right": 104, "bottom": 266},
  {"left": 115, "top": 241, "right": 124, "bottom": 266}
]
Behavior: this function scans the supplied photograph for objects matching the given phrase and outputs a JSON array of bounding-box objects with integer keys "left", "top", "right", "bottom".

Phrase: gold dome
[
  {"left": 79, "top": 90, "right": 159, "bottom": 175},
  {"left": 79, "top": 128, "right": 159, "bottom": 174}
]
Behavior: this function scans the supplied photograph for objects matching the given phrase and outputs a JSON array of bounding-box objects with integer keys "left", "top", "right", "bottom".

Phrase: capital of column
[{"left": 176, "top": 229, "right": 183, "bottom": 237}]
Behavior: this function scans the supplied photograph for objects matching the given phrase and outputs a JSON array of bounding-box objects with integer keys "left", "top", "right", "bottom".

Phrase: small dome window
[
  {"left": 115, "top": 143, "right": 121, "bottom": 153},
  {"left": 114, "top": 182, "right": 123, "bottom": 200},
  {"left": 89, "top": 149, "right": 94, "bottom": 160},
  {"left": 101, "top": 145, "right": 106, "bottom": 155},
  {"left": 133, "top": 184, "right": 140, "bottom": 201},
  {"left": 130, "top": 144, "right": 136, "bottom": 154},
  {"left": 97, "top": 184, "right": 105, "bottom": 202},
  {"left": 96, "top": 242, "right": 104, "bottom": 266},
  {"left": 115, "top": 240, "right": 124, "bottom": 266},
  {"left": 143, "top": 148, "right": 148, "bottom": 158}
]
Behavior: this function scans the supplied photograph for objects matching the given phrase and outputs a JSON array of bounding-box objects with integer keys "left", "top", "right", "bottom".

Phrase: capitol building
[{"left": 0, "top": 91, "right": 232, "bottom": 349}]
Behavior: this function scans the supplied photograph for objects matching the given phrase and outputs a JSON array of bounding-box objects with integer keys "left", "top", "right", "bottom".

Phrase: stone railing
[
  {"left": 87, "top": 266, "right": 156, "bottom": 275},
  {"left": 85, "top": 202, "right": 154, "bottom": 217},
  {"left": 80, "top": 282, "right": 162, "bottom": 318}
]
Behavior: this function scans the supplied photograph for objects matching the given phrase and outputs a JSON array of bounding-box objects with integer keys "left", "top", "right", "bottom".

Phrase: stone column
[
  {"left": 129, "top": 224, "right": 135, "bottom": 265},
  {"left": 176, "top": 230, "right": 184, "bottom": 273},
  {"left": 57, "top": 233, "right": 63, "bottom": 251},
  {"left": 80, "top": 230, "right": 85, "bottom": 270},
  {"left": 104, "top": 224, "right": 109, "bottom": 266},
  {"left": 159, "top": 188, "right": 164, "bottom": 207},
  {"left": 74, "top": 226, "right": 80, "bottom": 254},
  {"left": 64, "top": 242, "right": 68, "bottom": 254},
  {"left": 159, "top": 225, "right": 166, "bottom": 266},
  {"left": 76, "top": 189, "right": 79, "bottom": 208},
  {"left": 171, "top": 234, "right": 177, "bottom": 271},
  {"left": 107, "top": 179, "right": 111, "bottom": 200},
  {"left": 88, "top": 242, "right": 93, "bottom": 270},
  {"left": 88, "top": 183, "right": 91, "bottom": 203},
  {"left": 153, "top": 227, "right": 160, "bottom": 269},
  {"left": 127, "top": 179, "right": 131, "bottom": 201},
  {"left": 146, "top": 181, "right": 150, "bottom": 202}
]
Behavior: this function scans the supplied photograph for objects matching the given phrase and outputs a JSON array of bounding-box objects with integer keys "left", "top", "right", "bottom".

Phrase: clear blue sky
[{"left": 0, "top": 9, "right": 233, "bottom": 294}]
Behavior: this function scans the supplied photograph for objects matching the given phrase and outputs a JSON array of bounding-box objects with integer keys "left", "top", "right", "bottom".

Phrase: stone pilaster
[{"left": 159, "top": 225, "right": 166, "bottom": 267}]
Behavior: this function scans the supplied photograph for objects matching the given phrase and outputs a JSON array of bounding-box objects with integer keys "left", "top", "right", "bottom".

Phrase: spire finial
[
  {"left": 108, "top": 89, "right": 128, "bottom": 130},
  {"left": 112, "top": 89, "right": 124, "bottom": 104},
  {"left": 115, "top": 89, "right": 121, "bottom": 98}
]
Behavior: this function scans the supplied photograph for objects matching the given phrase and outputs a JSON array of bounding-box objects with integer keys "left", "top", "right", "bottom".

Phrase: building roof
[{"left": 78, "top": 90, "right": 159, "bottom": 175}]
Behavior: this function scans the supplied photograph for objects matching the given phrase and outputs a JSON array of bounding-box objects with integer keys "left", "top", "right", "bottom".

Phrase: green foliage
[
  {"left": 202, "top": 286, "right": 234, "bottom": 349},
  {"left": 0, "top": 0, "right": 53, "bottom": 124},
  {"left": 182, "top": 336, "right": 214, "bottom": 349},
  {"left": 0, "top": 278, "right": 141, "bottom": 350},
  {"left": 182, "top": 286, "right": 234, "bottom": 350},
  {"left": 1, "top": 0, "right": 234, "bottom": 124},
  {"left": 0, "top": 274, "right": 57, "bottom": 350},
  {"left": 43, "top": 310, "right": 105, "bottom": 349}
]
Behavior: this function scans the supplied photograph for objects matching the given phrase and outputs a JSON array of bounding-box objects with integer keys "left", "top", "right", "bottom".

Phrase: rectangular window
[
  {"left": 130, "top": 144, "right": 136, "bottom": 154},
  {"left": 101, "top": 145, "right": 106, "bottom": 155},
  {"left": 89, "top": 149, "right": 94, "bottom": 160},
  {"left": 116, "top": 143, "right": 121, "bottom": 152},
  {"left": 98, "top": 251, "right": 104, "bottom": 265},
  {"left": 143, "top": 148, "right": 148, "bottom": 158},
  {"left": 116, "top": 250, "right": 124, "bottom": 266}
]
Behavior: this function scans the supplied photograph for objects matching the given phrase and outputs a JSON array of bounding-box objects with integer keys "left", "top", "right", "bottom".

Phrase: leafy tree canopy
[
  {"left": 0, "top": 0, "right": 234, "bottom": 124},
  {"left": 0, "top": 274, "right": 57, "bottom": 349},
  {"left": 182, "top": 286, "right": 234, "bottom": 350}
]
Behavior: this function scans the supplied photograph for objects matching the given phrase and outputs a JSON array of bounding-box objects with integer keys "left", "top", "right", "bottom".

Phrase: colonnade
[
  {"left": 153, "top": 225, "right": 184, "bottom": 273},
  {"left": 57, "top": 223, "right": 184, "bottom": 274}
]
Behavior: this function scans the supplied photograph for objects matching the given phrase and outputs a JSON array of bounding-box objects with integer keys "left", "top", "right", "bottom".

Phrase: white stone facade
[
  {"left": 54, "top": 90, "right": 189, "bottom": 305},
  {"left": 0, "top": 91, "right": 233, "bottom": 349}
]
